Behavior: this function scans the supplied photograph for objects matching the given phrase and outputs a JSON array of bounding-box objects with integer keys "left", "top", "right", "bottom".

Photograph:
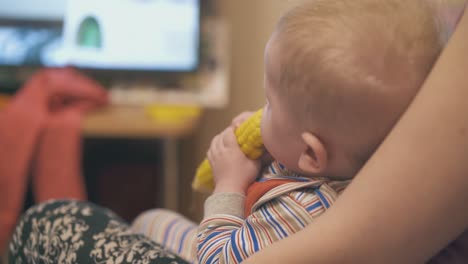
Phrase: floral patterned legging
[{"left": 8, "top": 200, "right": 189, "bottom": 264}]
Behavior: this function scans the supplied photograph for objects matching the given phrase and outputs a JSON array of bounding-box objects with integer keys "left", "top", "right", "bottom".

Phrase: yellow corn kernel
[{"left": 192, "top": 109, "right": 264, "bottom": 193}]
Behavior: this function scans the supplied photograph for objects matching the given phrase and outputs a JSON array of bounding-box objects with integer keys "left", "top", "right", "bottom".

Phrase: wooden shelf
[{"left": 83, "top": 106, "right": 201, "bottom": 138}]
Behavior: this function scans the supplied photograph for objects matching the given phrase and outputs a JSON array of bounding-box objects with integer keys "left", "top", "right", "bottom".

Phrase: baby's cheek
[
  {"left": 261, "top": 125, "right": 276, "bottom": 158},
  {"left": 262, "top": 130, "right": 285, "bottom": 165},
  {"left": 263, "top": 130, "right": 302, "bottom": 171},
  {"left": 261, "top": 114, "right": 287, "bottom": 164}
]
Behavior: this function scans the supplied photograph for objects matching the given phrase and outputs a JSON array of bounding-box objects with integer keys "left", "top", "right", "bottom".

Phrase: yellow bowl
[{"left": 145, "top": 105, "right": 202, "bottom": 124}]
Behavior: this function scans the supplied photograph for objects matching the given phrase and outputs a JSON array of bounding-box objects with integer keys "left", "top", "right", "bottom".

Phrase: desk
[
  {"left": 1, "top": 97, "right": 200, "bottom": 211},
  {"left": 84, "top": 106, "right": 201, "bottom": 211}
]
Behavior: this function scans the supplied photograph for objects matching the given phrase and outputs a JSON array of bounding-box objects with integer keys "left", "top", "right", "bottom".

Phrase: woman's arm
[{"left": 243, "top": 8, "right": 468, "bottom": 264}]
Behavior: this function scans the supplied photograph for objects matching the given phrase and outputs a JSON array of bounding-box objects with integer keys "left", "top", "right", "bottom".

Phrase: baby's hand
[
  {"left": 207, "top": 127, "right": 260, "bottom": 195},
  {"left": 231, "top": 111, "right": 255, "bottom": 128}
]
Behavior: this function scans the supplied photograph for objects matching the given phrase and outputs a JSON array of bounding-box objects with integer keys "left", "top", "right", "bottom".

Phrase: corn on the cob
[{"left": 192, "top": 109, "right": 264, "bottom": 193}]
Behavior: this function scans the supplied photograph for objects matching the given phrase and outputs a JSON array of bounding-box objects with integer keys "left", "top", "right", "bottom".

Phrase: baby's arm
[{"left": 197, "top": 187, "right": 331, "bottom": 264}]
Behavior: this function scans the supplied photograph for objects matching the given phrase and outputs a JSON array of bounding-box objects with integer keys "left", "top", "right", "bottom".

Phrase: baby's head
[{"left": 261, "top": 0, "right": 444, "bottom": 179}]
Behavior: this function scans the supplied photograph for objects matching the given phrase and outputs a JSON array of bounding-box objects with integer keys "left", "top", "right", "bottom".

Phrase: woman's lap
[{"left": 8, "top": 200, "right": 189, "bottom": 264}]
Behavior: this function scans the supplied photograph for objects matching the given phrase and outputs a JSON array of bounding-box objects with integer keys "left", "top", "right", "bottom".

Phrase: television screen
[{"left": 0, "top": 0, "right": 200, "bottom": 72}]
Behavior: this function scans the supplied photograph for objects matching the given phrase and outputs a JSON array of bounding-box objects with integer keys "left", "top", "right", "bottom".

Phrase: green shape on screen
[{"left": 77, "top": 16, "right": 102, "bottom": 48}]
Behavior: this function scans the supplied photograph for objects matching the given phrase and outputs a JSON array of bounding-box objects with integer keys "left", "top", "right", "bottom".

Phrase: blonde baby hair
[{"left": 269, "top": 0, "right": 445, "bottom": 175}]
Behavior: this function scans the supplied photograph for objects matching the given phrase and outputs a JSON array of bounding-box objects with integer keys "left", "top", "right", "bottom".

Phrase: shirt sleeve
[
  {"left": 197, "top": 187, "right": 333, "bottom": 264},
  {"left": 204, "top": 192, "right": 245, "bottom": 219}
]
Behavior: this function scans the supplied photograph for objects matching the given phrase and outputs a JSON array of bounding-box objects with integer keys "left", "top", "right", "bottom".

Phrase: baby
[{"left": 132, "top": 0, "right": 446, "bottom": 263}]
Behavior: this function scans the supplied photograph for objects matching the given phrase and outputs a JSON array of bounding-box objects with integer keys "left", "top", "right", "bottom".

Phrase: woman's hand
[
  {"left": 13, "top": 67, "right": 108, "bottom": 115},
  {"left": 207, "top": 127, "right": 261, "bottom": 195}
]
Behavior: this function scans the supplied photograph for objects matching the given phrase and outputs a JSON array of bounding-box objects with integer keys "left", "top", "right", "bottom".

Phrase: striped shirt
[{"left": 197, "top": 161, "right": 350, "bottom": 264}]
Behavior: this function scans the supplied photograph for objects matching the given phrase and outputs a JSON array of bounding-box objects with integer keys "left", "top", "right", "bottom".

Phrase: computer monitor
[{"left": 0, "top": 0, "right": 200, "bottom": 72}]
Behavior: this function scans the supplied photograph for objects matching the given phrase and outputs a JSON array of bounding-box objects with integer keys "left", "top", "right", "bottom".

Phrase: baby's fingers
[
  {"left": 210, "top": 134, "right": 223, "bottom": 157},
  {"left": 221, "top": 127, "right": 238, "bottom": 148}
]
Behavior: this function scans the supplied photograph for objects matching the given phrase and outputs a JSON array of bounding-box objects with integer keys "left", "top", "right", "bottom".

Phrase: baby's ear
[{"left": 298, "top": 132, "right": 328, "bottom": 175}]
